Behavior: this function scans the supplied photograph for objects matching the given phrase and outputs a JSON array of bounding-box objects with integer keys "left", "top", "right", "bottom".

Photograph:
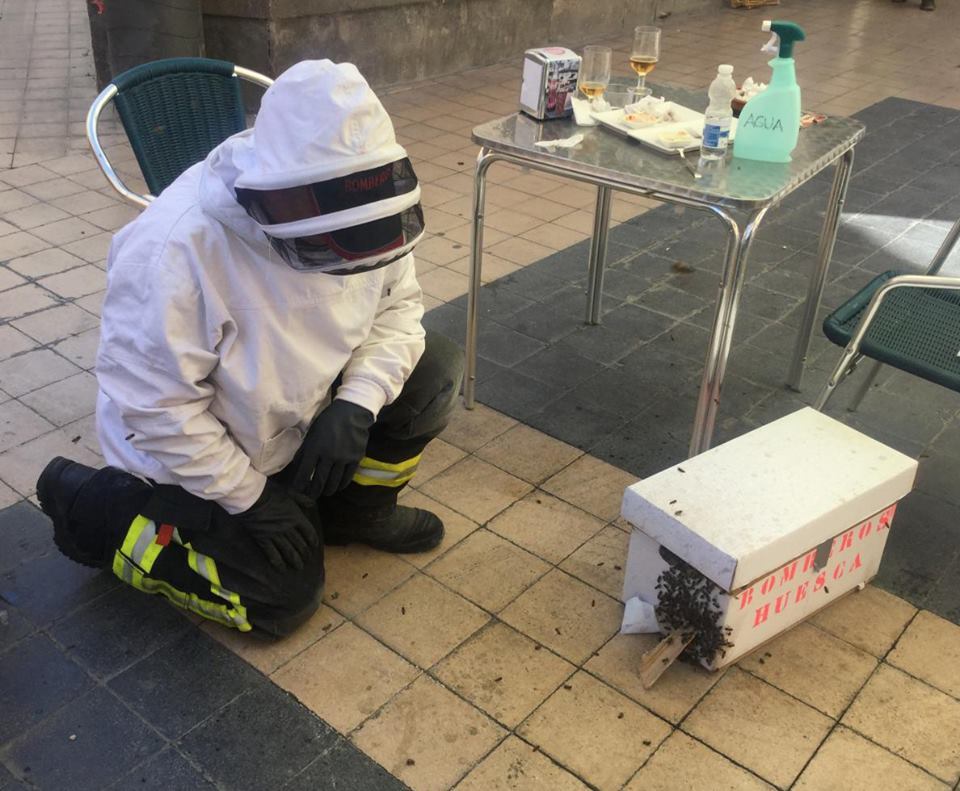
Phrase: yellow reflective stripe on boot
[
  {"left": 352, "top": 454, "right": 422, "bottom": 487},
  {"left": 112, "top": 515, "right": 251, "bottom": 632}
]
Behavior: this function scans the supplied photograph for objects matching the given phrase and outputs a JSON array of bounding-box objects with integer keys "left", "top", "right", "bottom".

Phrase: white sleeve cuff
[
  {"left": 335, "top": 377, "right": 389, "bottom": 418},
  {"left": 218, "top": 465, "right": 267, "bottom": 515}
]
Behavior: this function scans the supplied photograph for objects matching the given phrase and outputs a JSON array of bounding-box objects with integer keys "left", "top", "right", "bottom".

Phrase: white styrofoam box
[
  {"left": 620, "top": 407, "right": 918, "bottom": 669},
  {"left": 621, "top": 407, "right": 917, "bottom": 592}
]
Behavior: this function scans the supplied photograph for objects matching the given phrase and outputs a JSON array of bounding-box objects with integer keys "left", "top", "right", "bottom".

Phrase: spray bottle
[{"left": 732, "top": 20, "right": 806, "bottom": 163}]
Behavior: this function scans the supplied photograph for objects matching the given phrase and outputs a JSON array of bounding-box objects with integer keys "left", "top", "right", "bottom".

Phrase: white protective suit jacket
[{"left": 95, "top": 63, "right": 426, "bottom": 514}]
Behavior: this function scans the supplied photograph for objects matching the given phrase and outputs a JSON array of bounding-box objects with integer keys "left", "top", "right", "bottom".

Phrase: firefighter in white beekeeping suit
[{"left": 37, "top": 60, "right": 463, "bottom": 635}]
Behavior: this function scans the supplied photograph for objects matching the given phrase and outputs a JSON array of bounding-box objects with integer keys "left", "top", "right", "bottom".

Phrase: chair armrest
[
  {"left": 85, "top": 83, "right": 153, "bottom": 209},
  {"left": 233, "top": 66, "right": 273, "bottom": 89},
  {"left": 847, "top": 273, "right": 960, "bottom": 352}
]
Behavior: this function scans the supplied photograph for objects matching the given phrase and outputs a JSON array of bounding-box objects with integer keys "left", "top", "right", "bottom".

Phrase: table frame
[{"left": 464, "top": 144, "right": 856, "bottom": 457}]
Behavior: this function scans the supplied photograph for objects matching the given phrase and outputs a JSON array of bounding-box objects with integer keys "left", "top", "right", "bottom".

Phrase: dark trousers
[{"left": 113, "top": 331, "right": 464, "bottom": 636}]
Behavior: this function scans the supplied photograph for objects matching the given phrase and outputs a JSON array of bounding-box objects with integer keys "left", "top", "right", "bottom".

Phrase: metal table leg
[
  {"left": 689, "top": 206, "right": 770, "bottom": 456},
  {"left": 464, "top": 147, "right": 496, "bottom": 409},
  {"left": 585, "top": 186, "right": 612, "bottom": 325},
  {"left": 786, "top": 148, "right": 855, "bottom": 391}
]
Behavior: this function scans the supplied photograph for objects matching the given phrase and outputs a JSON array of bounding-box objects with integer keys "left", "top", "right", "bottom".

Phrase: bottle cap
[{"left": 718, "top": 64, "right": 733, "bottom": 75}]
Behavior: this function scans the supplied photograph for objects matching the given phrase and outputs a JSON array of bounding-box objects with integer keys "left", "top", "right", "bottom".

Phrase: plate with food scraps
[
  {"left": 593, "top": 101, "right": 738, "bottom": 154},
  {"left": 593, "top": 98, "right": 700, "bottom": 133},
  {"left": 630, "top": 119, "right": 738, "bottom": 154}
]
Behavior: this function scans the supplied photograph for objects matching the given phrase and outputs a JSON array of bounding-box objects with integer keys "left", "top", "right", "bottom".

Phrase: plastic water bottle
[{"left": 701, "top": 65, "right": 736, "bottom": 160}]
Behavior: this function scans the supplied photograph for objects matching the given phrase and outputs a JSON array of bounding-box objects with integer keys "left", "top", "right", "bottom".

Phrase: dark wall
[{"left": 202, "top": 0, "right": 718, "bottom": 87}]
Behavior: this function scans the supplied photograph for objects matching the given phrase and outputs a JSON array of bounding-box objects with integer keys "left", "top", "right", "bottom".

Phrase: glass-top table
[{"left": 464, "top": 82, "right": 865, "bottom": 455}]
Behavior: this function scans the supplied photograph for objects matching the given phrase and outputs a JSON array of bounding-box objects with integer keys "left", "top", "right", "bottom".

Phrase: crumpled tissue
[
  {"left": 533, "top": 133, "right": 584, "bottom": 150},
  {"left": 620, "top": 596, "right": 661, "bottom": 634}
]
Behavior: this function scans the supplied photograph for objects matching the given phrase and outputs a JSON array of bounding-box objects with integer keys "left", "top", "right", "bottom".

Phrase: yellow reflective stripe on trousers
[
  {"left": 187, "top": 546, "right": 250, "bottom": 624},
  {"left": 112, "top": 515, "right": 251, "bottom": 632},
  {"left": 352, "top": 453, "right": 422, "bottom": 488}
]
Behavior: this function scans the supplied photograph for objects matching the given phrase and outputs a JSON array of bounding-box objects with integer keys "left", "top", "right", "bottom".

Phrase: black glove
[
  {"left": 237, "top": 480, "right": 320, "bottom": 570},
  {"left": 290, "top": 399, "right": 375, "bottom": 498}
]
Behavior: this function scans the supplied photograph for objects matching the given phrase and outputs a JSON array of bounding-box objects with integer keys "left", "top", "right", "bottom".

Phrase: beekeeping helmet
[{"left": 234, "top": 60, "right": 424, "bottom": 274}]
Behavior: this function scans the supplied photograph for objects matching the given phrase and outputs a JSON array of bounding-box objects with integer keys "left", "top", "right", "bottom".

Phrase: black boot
[
  {"left": 37, "top": 457, "right": 151, "bottom": 568},
  {"left": 320, "top": 502, "right": 444, "bottom": 553},
  {"left": 920, "top": 0, "right": 934, "bottom": 10}
]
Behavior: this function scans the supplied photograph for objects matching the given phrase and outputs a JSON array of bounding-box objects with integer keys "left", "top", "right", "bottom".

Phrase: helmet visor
[
  {"left": 235, "top": 158, "right": 424, "bottom": 274},
  {"left": 267, "top": 204, "right": 425, "bottom": 274}
]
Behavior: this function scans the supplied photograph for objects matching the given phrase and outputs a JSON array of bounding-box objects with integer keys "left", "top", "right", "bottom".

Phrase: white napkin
[
  {"left": 571, "top": 96, "right": 598, "bottom": 126},
  {"left": 534, "top": 133, "right": 584, "bottom": 150},
  {"left": 620, "top": 596, "right": 661, "bottom": 634}
]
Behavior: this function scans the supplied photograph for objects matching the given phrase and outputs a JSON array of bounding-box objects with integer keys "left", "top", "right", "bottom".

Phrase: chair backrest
[{"left": 87, "top": 57, "right": 273, "bottom": 208}]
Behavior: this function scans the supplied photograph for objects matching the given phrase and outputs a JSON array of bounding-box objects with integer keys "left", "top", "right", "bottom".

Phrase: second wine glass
[{"left": 630, "top": 26, "right": 661, "bottom": 95}]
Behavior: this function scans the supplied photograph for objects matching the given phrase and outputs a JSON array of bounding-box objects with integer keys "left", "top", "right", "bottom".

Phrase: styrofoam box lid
[{"left": 620, "top": 407, "right": 918, "bottom": 592}]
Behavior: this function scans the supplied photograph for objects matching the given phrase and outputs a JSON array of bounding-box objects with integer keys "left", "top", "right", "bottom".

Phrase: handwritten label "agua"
[{"left": 741, "top": 113, "right": 785, "bottom": 133}]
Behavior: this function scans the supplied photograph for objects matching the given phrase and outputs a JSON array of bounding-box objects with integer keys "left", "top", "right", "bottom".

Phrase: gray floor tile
[
  {"left": 0, "top": 633, "right": 91, "bottom": 743},
  {"left": 526, "top": 392, "right": 626, "bottom": 452},
  {"left": 0, "top": 605, "right": 33, "bottom": 653},
  {"left": 665, "top": 267, "right": 724, "bottom": 302},
  {"left": 874, "top": 491, "right": 960, "bottom": 605},
  {"left": 642, "top": 321, "right": 713, "bottom": 364},
  {"left": 738, "top": 283, "right": 801, "bottom": 322},
  {"left": 105, "top": 748, "right": 216, "bottom": 791},
  {"left": 50, "top": 586, "right": 192, "bottom": 679},
  {"left": 2, "top": 687, "right": 161, "bottom": 791},
  {"left": 108, "top": 629, "right": 261, "bottom": 739},
  {"left": 284, "top": 740, "right": 409, "bottom": 791},
  {"left": 557, "top": 323, "right": 646, "bottom": 365},
  {"left": 915, "top": 451, "right": 960, "bottom": 508},
  {"left": 495, "top": 264, "right": 569, "bottom": 300},
  {"left": 450, "top": 282, "right": 535, "bottom": 322},
  {"left": 570, "top": 363, "right": 676, "bottom": 418},
  {"left": 476, "top": 367, "right": 565, "bottom": 421},
  {"left": 0, "top": 550, "right": 117, "bottom": 627},
  {"left": 180, "top": 686, "right": 338, "bottom": 790},
  {"left": 538, "top": 283, "right": 623, "bottom": 318},
  {"left": 922, "top": 554, "right": 960, "bottom": 625},
  {"left": 600, "top": 267, "right": 659, "bottom": 301},
  {"left": 0, "top": 501, "right": 54, "bottom": 574},
  {"left": 599, "top": 302, "right": 675, "bottom": 341},
  {"left": 635, "top": 283, "right": 706, "bottom": 319},
  {"left": 476, "top": 321, "right": 546, "bottom": 367},
  {"left": 590, "top": 407, "right": 691, "bottom": 476},
  {"left": 498, "top": 301, "right": 583, "bottom": 344},
  {"left": 516, "top": 344, "right": 606, "bottom": 390}
]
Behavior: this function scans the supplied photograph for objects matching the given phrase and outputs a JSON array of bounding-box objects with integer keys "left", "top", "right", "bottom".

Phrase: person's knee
[
  {"left": 255, "top": 563, "right": 325, "bottom": 637},
  {"left": 415, "top": 331, "right": 465, "bottom": 397}
]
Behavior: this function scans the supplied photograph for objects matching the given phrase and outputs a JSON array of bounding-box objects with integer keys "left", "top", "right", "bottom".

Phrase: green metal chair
[
  {"left": 815, "top": 215, "right": 960, "bottom": 410},
  {"left": 86, "top": 57, "right": 273, "bottom": 209}
]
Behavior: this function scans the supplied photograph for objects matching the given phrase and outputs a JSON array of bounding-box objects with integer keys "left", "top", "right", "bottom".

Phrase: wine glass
[
  {"left": 631, "top": 26, "right": 661, "bottom": 95},
  {"left": 578, "top": 45, "right": 612, "bottom": 107}
]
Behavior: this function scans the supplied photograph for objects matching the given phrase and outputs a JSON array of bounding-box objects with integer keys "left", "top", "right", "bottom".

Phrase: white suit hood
[{"left": 235, "top": 59, "right": 407, "bottom": 190}]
